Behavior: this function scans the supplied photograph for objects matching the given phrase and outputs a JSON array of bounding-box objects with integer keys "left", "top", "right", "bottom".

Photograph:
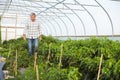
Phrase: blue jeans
[
  {"left": 0, "top": 62, "right": 5, "bottom": 80},
  {"left": 28, "top": 38, "right": 38, "bottom": 55}
]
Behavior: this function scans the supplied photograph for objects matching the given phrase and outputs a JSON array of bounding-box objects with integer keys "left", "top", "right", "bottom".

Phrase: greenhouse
[{"left": 0, "top": 0, "right": 120, "bottom": 80}]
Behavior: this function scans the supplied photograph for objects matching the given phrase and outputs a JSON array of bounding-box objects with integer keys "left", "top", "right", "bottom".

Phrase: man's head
[{"left": 30, "top": 12, "right": 36, "bottom": 22}]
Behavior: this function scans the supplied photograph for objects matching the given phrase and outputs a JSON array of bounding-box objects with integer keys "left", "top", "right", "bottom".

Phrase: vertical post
[
  {"left": 36, "top": 65, "right": 39, "bottom": 80},
  {"left": 97, "top": 54, "right": 103, "bottom": 80},
  {"left": 15, "top": 49, "right": 18, "bottom": 76},
  {"left": 34, "top": 52, "right": 37, "bottom": 70},
  {"left": 15, "top": 14, "right": 17, "bottom": 39},
  {"left": 5, "top": 28, "right": 7, "bottom": 40},
  {"left": 59, "top": 44, "right": 63, "bottom": 69}
]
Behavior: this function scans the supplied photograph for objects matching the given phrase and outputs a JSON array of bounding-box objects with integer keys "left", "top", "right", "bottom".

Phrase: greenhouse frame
[
  {"left": 0, "top": 0, "right": 120, "bottom": 41},
  {"left": 0, "top": 0, "right": 120, "bottom": 80}
]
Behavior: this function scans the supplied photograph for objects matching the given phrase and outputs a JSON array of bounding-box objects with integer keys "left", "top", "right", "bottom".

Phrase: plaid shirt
[{"left": 23, "top": 20, "right": 41, "bottom": 39}]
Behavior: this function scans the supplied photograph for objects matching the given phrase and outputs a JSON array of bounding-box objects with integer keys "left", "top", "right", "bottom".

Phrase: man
[{"left": 23, "top": 13, "right": 42, "bottom": 55}]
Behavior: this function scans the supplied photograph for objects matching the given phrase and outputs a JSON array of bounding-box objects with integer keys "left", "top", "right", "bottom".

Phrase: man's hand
[
  {"left": 39, "top": 35, "right": 42, "bottom": 41},
  {"left": 23, "top": 34, "right": 26, "bottom": 41}
]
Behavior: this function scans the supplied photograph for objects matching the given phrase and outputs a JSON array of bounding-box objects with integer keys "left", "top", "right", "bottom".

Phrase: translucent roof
[{"left": 0, "top": 0, "right": 120, "bottom": 40}]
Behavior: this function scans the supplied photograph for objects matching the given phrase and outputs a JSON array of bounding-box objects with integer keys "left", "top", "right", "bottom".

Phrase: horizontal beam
[
  {"left": 2, "top": 13, "right": 66, "bottom": 18},
  {"left": 54, "top": 35, "right": 120, "bottom": 37},
  {"left": 29, "top": 1, "right": 99, "bottom": 7},
  {"left": 1, "top": 26, "right": 24, "bottom": 29},
  {"left": 0, "top": 2, "right": 99, "bottom": 9},
  {"left": 111, "top": 0, "right": 120, "bottom": 2},
  {"left": 41, "top": 1, "right": 99, "bottom": 7},
  {"left": 2, "top": 31, "right": 15, "bottom": 33},
  {"left": 0, "top": 8, "right": 85, "bottom": 15}
]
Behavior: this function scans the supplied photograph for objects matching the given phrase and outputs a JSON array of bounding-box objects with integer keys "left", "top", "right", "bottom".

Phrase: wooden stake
[
  {"left": 97, "top": 54, "right": 103, "bottom": 80},
  {"left": 34, "top": 52, "right": 37, "bottom": 70},
  {"left": 59, "top": 44, "right": 63, "bottom": 69},
  {"left": 12, "top": 61, "right": 16, "bottom": 75},
  {"left": 36, "top": 65, "right": 39, "bottom": 80},
  {"left": 15, "top": 49, "right": 18, "bottom": 76}
]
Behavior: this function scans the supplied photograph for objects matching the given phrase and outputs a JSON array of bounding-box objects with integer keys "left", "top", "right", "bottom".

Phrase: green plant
[{"left": 2, "top": 36, "right": 120, "bottom": 80}]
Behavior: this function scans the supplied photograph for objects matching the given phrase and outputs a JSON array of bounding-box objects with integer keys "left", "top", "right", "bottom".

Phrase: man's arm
[
  {"left": 23, "top": 34, "right": 26, "bottom": 41},
  {"left": 39, "top": 34, "right": 42, "bottom": 41}
]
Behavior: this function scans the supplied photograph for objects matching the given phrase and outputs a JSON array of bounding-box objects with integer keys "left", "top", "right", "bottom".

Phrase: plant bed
[{"left": 1, "top": 36, "right": 120, "bottom": 80}]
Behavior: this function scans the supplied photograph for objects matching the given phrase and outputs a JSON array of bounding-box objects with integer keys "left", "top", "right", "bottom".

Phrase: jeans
[
  {"left": 28, "top": 38, "right": 38, "bottom": 55},
  {"left": 0, "top": 62, "right": 5, "bottom": 80}
]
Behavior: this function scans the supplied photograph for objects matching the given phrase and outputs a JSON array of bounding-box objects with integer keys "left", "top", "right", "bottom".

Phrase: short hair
[{"left": 30, "top": 12, "right": 36, "bottom": 16}]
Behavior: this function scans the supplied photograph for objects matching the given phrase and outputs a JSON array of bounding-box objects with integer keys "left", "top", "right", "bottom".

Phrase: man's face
[{"left": 30, "top": 15, "right": 36, "bottom": 21}]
